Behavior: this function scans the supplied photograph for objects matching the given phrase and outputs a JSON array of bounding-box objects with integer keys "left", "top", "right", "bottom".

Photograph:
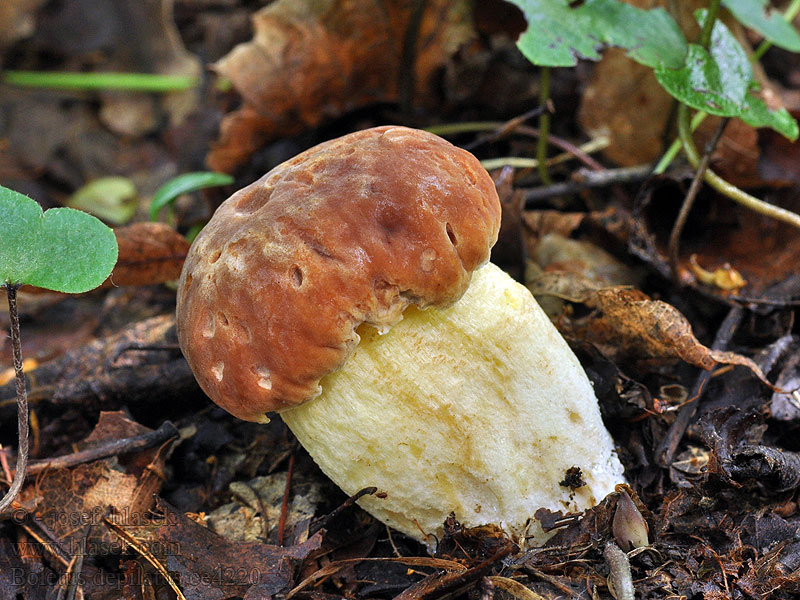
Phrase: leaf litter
[{"left": 2, "top": 0, "right": 800, "bottom": 599}]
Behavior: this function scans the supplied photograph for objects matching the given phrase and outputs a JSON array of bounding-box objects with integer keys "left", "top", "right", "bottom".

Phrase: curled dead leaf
[
  {"left": 530, "top": 271, "right": 778, "bottom": 390},
  {"left": 208, "top": 0, "right": 474, "bottom": 172},
  {"left": 109, "top": 222, "right": 190, "bottom": 287}
]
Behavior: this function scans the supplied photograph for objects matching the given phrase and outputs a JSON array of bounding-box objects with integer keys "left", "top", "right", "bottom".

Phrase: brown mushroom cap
[{"left": 177, "top": 126, "right": 501, "bottom": 421}]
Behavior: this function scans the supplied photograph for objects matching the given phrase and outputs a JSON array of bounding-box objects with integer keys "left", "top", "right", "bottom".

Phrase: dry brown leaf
[
  {"left": 530, "top": 272, "right": 776, "bottom": 388},
  {"left": 526, "top": 271, "right": 603, "bottom": 304},
  {"left": 591, "top": 288, "right": 775, "bottom": 388},
  {"left": 111, "top": 499, "right": 321, "bottom": 600},
  {"left": 522, "top": 210, "right": 586, "bottom": 254},
  {"left": 208, "top": 0, "right": 474, "bottom": 172},
  {"left": 18, "top": 411, "right": 168, "bottom": 558},
  {"left": 109, "top": 222, "right": 190, "bottom": 287}
]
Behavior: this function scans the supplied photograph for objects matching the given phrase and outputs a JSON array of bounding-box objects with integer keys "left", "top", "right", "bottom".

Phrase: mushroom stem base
[{"left": 281, "top": 262, "right": 625, "bottom": 546}]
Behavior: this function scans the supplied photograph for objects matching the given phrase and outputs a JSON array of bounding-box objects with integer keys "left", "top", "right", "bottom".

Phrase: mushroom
[{"left": 177, "top": 126, "right": 625, "bottom": 545}]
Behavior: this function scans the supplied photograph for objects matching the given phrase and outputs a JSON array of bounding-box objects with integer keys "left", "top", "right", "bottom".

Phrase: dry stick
[
  {"left": 514, "top": 125, "right": 605, "bottom": 171},
  {"left": 0, "top": 285, "right": 30, "bottom": 514},
  {"left": 461, "top": 107, "right": 545, "bottom": 152},
  {"left": 277, "top": 451, "right": 295, "bottom": 546},
  {"left": 522, "top": 164, "right": 653, "bottom": 206},
  {"left": 667, "top": 115, "right": 730, "bottom": 280},
  {"left": 536, "top": 67, "right": 553, "bottom": 185},
  {"left": 308, "top": 486, "right": 378, "bottom": 536},
  {"left": 656, "top": 305, "right": 744, "bottom": 467},
  {"left": 18, "top": 421, "right": 178, "bottom": 477},
  {"left": 604, "top": 542, "right": 634, "bottom": 600},
  {"left": 398, "top": 0, "right": 426, "bottom": 116}
]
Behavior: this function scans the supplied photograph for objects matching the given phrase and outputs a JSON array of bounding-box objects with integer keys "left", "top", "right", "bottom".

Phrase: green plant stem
[
  {"left": 656, "top": 0, "right": 800, "bottom": 175},
  {"left": 699, "top": 0, "right": 722, "bottom": 48},
  {"left": 677, "top": 104, "right": 800, "bottom": 230},
  {"left": 537, "top": 68, "right": 553, "bottom": 185},
  {"left": 752, "top": 0, "right": 800, "bottom": 61},
  {"left": 669, "top": 108, "right": 729, "bottom": 278},
  {"left": 0, "top": 285, "right": 29, "bottom": 515},
  {"left": 654, "top": 111, "right": 708, "bottom": 174},
  {"left": 2, "top": 71, "right": 197, "bottom": 92}
]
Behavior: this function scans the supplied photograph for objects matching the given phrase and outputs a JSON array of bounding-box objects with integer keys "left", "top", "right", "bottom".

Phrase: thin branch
[
  {"left": 399, "top": 0, "right": 426, "bottom": 116},
  {"left": 668, "top": 112, "right": 730, "bottom": 280},
  {"left": 522, "top": 164, "right": 653, "bottom": 206},
  {"left": 678, "top": 109, "right": 800, "bottom": 231},
  {"left": 0, "top": 285, "right": 29, "bottom": 515},
  {"left": 537, "top": 67, "right": 553, "bottom": 185},
  {"left": 604, "top": 542, "right": 635, "bottom": 600},
  {"left": 278, "top": 451, "right": 295, "bottom": 545},
  {"left": 11, "top": 420, "right": 178, "bottom": 478},
  {"left": 481, "top": 137, "right": 608, "bottom": 172}
]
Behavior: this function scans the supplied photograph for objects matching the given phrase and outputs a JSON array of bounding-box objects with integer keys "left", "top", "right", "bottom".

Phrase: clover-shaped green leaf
[
  {"left": 508, "top": 0, "right": 687, "bottom": 68},
  {"left": 0, "top": 185, "right": 118, "bottom": 293}
]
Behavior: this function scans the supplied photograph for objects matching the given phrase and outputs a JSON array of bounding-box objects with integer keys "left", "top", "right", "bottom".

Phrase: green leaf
[
  {"left": 655, "top": 43, "right": 751, "bottom": 116},
  {"left": 722, "top": 0, "right": 800, "bottom": 52},
  {"left": 149, "top": 172, "right": 234, "bottom": 221},
  {"left": 507, "top": 0, "right": 686, "bottom": 68},
  {"left": 655, "top": 9, "right": 798, "bottom": 139},
  {"left": 68, "top": 176, "right": 138, "bottom": 225},
  {"left": 0, "top": 186, "right": 118, "bottom": 293},
  {"left": 582, "top": 0, "right": 687, "bottom": 68},
  {"left": 739, "top": 87, "right": 800, "bottom": 139},
  {"left": 510, "top": 0, "right": 600, "bottom": 67}
]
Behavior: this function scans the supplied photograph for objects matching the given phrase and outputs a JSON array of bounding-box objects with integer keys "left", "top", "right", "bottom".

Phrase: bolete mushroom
[{"left": 177, "top": 126, "right": 624, "bottom": 545}]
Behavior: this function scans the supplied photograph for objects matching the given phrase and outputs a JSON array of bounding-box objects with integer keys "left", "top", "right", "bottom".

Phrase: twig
[
  {"left": 461, "top": 108, "right": 545, "bottom": 151},
  {"left": 678, "top": 108, "right": 800, "bottom": 231},
  {"left": 604, "top": 542, "right": 634, "bottom": 600},
  {"left": 522, "top": 164, "right": 653, "bottom": 206},
  {"left": 656, "top": 306, "right": 744, "bottom": 466},
  {"left": 16, "top": 421, "right": 178, "bottom": 478},
  {"left": 278, "top": 451, "right": 295, "bottom": 545},
  {"left": 0, "top": 285, "right": 30, "bottom": 515},
  {"left": 514, "top": 125, "right": 605, "bottom": 171},
  {"left": 537, "top": 67, "right": 553, "bottom": 185},
  {"left": 308, "top": 486, "right": 378, "bottom": 536},
  {"left": 668, "top": 114, "right": 730, "bottom": 280},
  {"left": 399, "top": 0, "right": 426, "bottom": 116},
  {"left": 481, "top": 136, "right": 608, "bottom": 172},
  {"left": 427, "top": 118, "right": 603, "bottom": 172}
]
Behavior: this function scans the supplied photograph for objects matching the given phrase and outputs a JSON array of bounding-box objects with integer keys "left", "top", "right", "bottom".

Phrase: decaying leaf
[
  {"left": 17, "top": 412, "right": 170, "bottom": 566},
  {"left": 208, "top": 0, "right": 474, "bottom": 172},
  {"left": 109, "top": 498, "right": 321, "bottom": 600},
  {"left": 530, "top": 272, "right": 776, "bottom": 388},
  {"left": 110, "top": 222, "right": 191, "bottom": 287}
]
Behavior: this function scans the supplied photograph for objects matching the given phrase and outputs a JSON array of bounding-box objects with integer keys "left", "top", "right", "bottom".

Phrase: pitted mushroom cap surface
[{"left": 176, "top": 126, "right": 501, "bottom": 421}]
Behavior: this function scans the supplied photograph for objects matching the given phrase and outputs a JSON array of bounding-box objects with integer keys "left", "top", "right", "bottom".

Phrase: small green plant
[
  {"left": 149, "top": 171, "right": 234, "bottom": 222},
  {"left": 0, "top": 186, "right": 118, "bottom": 513},
  {"left": 506, "top": 0, "right": 800, "bottom": 229}
]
